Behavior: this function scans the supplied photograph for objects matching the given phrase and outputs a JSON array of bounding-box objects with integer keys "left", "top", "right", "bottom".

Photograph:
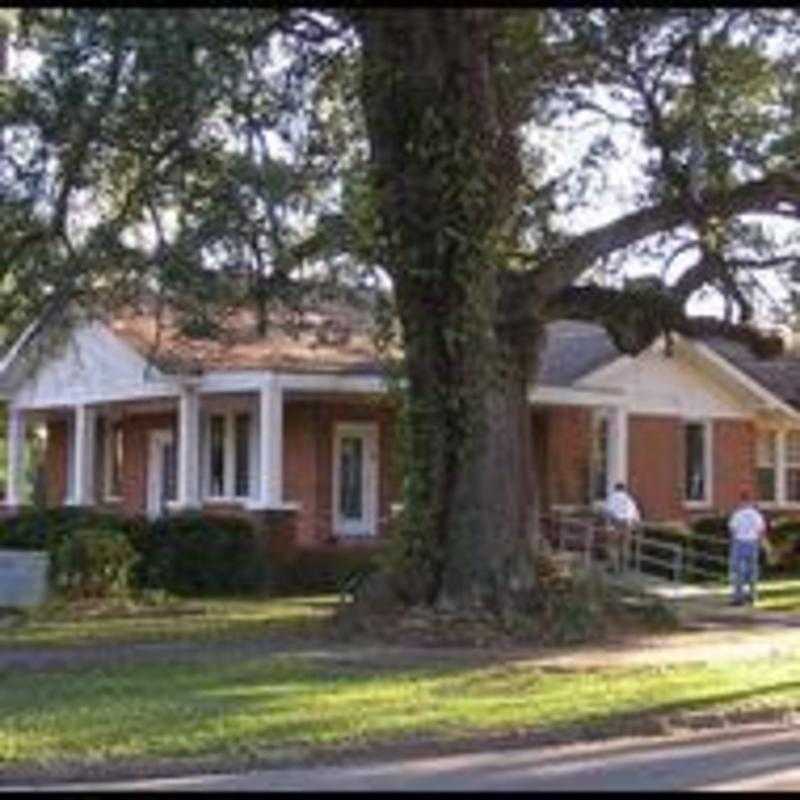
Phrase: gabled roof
[
  {"left": 538, "top": 320, "right": 800, "bottom": 412},
  {"left": 537, "top": 321, "right": 620, "bottom": 387},
  {"left": 702, "top": 336, "right": 800, "bottom": 410},
  {"left": 3, "top": 295, "right": 800, "bottom": 411}
]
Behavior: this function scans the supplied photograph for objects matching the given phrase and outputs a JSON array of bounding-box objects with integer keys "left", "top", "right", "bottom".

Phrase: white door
[
  {"left": 147, "top": 429, "right": 177, "bottom": 518},
  {"left": 332, "top": 422, "right": 379, "bottom": 536}
]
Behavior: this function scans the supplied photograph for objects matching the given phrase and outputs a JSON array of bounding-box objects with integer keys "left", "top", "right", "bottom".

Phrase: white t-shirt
[
  {"left": 728, "top": 505, "right": 766, "bottom": 543},
  {"left": 606, "top": 490, "right": 641, "bottom": 524}
]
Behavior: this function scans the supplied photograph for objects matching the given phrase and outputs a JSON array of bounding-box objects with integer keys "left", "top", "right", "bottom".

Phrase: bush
[
  {"left": 53, "top": 527, "right": 139, "bottom": 599},
  {"left": 763, "top": 517, "right": 800, "bottom": 574},
  {"left": 264, "top": 541, "right": 384, "bottom": 596},
  {"left": 134, "top": 512, "right": 269, "bottom": 596},
  {"left": 0, "top": 508, "right": 146, "bottom": 554}
]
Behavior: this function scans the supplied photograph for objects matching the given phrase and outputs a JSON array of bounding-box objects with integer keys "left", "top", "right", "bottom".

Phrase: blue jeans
[{"left": 730, "top": 539, "right": 759, "bottom": 603}]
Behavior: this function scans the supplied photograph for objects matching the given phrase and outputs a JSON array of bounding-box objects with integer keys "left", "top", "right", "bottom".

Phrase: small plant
[{"left": 53, "top": 527, "right": 139, "bottom": 600}]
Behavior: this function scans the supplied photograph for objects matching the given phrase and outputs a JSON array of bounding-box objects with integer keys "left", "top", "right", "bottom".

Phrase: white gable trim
[
  {"left": 682, "top": 337, "right": 800, "bottom": 421},
  {"left": 574, "top": 334, "right": 800, "bottom": 422},
  {"left": 6, "top": 320, "right": 177, "bottom": 410},
  {"left": 528, "top": 384, "right": 624, "bottom": 407}
]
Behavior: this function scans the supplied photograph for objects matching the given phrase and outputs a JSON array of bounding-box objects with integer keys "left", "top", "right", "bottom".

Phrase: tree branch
[
  {"left": 529, "top": 169, "right": 800, "bottom": 297},
  {"left": 546, "top": 282, "right": 783, "bottom": 358}
]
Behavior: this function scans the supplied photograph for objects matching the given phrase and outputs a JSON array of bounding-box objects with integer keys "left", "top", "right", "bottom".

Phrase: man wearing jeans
[
  {"left": 604, "top": 482, "right": 641, "bottom": 573},
  {"left": 728, "top": 490, "right": 766, "bottom": 606}
]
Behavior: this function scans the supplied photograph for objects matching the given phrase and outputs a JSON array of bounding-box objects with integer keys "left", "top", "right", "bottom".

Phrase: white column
[
  {"left": 177, "top": 386, "right": 201, "bottom": 509},
  {"left": 607, "top": 405, "right": 629, "bottom": 492},
  {"left": 257, "top": 374, "right": 283, "bottom": 507},
  {"left": 776, "top": 428, "right": 787, "bottom": 505},
  {"left": 6, "top": 407, "right": 26, "bottom": 508},
  {"left": 71, "top": 404, "right": 96, "bottom": 506}
]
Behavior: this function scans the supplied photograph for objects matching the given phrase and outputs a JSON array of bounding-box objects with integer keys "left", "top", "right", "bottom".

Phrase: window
[
  {"left": 684, "top": 421, "right": 709, "bottom": 503},
  {"left": 103, "top": 418, "right": 124, "bottom": 500},
  {"left": 786, "top": 431, "right": 800, "bottom": 503},
  {"left": 209, "top": 414, "right": 225, "bottom": 497},
  {"left": 161, "top": 438, "right": 177, "bottom": 503},
  {"left": 589, "top": 412, "right": 609, "bottom": 502},
  {"left": 333, "top": 421, "right": 379, "bottom": 537},
  {"left": 234, "top": 413, "right": 250, "bottom": 498},
  {"left": 756, "top": 430, "right": 777, "bottom": 503},
  {"left": 339, "top": 435, "right": 364, "bottom": 520},
  {"left": 206, "top": 410, "right": 252, "bottom": 500}
]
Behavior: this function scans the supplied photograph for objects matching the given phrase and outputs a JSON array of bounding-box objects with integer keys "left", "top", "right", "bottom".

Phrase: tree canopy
[{"left": 4, "top": 8, "right": 800, "bottom": 611}]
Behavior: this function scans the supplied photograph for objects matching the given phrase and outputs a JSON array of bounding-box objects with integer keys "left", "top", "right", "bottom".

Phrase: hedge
[
  {"left": 0, "top": 508, "right": 386, "bottom": 597},
  {"left": 131, "top": 512, "right": 270, "bottom": 595},
  {"left": 263, "top": 539, "right": 384, "bottom": 596}
]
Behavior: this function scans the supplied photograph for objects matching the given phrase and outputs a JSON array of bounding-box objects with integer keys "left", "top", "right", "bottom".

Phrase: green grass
[
  {"left": 3, "top": 650, "right": 800, "bottom": 772},
  {"left": 756, "top": 577, "right": 800, "bottom": 612},
  {"left": 0, "top": 595, "right": 338, "bottom": 649}
]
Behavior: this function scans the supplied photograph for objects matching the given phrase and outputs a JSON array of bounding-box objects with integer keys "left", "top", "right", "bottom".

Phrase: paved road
[{"left": 7, "top": 725, "right": 800, "bottom": 792}]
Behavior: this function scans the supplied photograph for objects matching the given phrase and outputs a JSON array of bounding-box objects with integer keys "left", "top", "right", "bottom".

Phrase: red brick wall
[
  {"left": 243, "top": 397, "right": 398, "bottom": 546},
  {"left": 283, "top": 401, "right": 320, "bottom": 546},
  {"left": 544, "top": 406, "right": 591, "bottom": 506},
  {"left": 119, "top": 412, "right": 177, "bottom": 515},
  {"left": 628, "top": 415, "right": 684, "bottom": 521},
  {"left": 530, "top": 409, "right": 550, "bottom": 511},
  {"left": 713, "top": 418, "right": 756, "bottom": 516},
  {"left": 44, "top": 420, "right": 68, "bottom": 507}
]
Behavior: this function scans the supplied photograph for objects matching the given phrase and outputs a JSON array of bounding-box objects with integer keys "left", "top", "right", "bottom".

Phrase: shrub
[
  {"left": 0, "top": 508, "right": 146, "bottom": 554},
  {"left": 134, "top": 512, "right": 269, "bottom": 596},
  {"left": 264, "top": 541, "right": 384, "bottom": 596},
  {"left": 763, "top": 517, "right": 800, "bottom": 574},
  {"left": 53, "top": 527, "right": 139, "bottom": 599}
]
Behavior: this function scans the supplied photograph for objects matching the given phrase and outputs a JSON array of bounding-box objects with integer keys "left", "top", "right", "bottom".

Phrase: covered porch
[{"left": 4, "top": 372, "right": 396, "bottom": 544}]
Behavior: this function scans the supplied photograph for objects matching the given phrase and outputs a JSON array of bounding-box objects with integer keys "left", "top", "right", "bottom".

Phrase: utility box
[{"left": 0, "top": 550, "right": 49, "bottom": 608}]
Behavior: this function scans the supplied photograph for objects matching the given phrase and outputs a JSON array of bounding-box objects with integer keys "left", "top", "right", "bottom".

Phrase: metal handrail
[{"left": 537, "top": 513, "right": 731, "bottom": 585}]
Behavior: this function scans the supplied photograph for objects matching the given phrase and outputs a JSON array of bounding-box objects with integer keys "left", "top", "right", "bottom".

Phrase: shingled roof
[
  {"left": 107, "top": 300, "right": 387, "bottom": 376},
  {"left": 703, "top": 336, "right": 800, "bottom": 410},
  {"left": 537, "top": 320, "right": 620, "bottom": 387}
]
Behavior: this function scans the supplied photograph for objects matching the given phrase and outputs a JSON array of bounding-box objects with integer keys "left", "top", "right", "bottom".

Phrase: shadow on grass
[{"left": 4, "top": 642, "right": 800, "bottom": 785}]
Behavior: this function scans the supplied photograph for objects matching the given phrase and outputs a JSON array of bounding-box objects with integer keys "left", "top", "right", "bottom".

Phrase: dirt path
[{"left": 2, "top": 605, "right": 800, "bottom": 674}]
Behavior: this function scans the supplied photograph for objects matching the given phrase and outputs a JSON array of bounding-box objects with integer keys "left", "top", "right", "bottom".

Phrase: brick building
[{"left": 2, "top": 303, "right": 800, "bottom": 548}]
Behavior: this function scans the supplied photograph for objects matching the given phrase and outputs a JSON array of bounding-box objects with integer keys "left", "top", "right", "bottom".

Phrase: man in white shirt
[
  {"left": 728, "top": 490, "right": 767, "bottom": 606},
  {"left": 604, "top": 482, "right": 641, "bottom": 573}
]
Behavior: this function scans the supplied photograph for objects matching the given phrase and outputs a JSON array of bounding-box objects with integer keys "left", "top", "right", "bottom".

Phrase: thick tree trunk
[{"left": 356, "top": 10, "right": 541, "bottom": 613}]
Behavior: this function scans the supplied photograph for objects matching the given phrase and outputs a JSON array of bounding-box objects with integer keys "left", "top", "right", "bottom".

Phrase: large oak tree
[{"left": 3, "top": 8, "right": 800, "bottom": 613}]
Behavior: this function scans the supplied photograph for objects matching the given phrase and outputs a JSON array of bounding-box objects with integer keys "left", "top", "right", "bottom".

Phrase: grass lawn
[
  {"left": 755, "top": 577, "right": 800, "bottom": 612},
  {"left": 0, "top": 580, "right": 799, "bottom": 777},
  {"left": 0, "top": 595, "right": 339, "bottom": 649},
  {"left": 3, "top": 649, "right": 800, "bottom": 775}
]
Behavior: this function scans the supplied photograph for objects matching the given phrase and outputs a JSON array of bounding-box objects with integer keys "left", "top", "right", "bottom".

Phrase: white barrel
[{"left": 0, "top": 549, "right": 50, "bottom": 608}]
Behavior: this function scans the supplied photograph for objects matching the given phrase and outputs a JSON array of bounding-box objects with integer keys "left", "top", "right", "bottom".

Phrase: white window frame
[
  {"left": 332, "top": 422, "right": 379, "bottom": 537},
  {"left": 783, "top": 428, "right": 800, "bottom": 506},
  {"left": 103, "top": 416, "right": 124, "bottom": 502},
  {"left": 755, "top": 427, "right": 778, "bottom": 507},
  {"left": 683, "top": 418, "right": 713, "bottom": 508},
  {"left": 147, "top": 428, "right": 176, "bottom": 518},
  {"left": 202, "top": 402, "right": 254, "bottom": 504},
  {"left": 588, "top": 408, "right": 610, "bottom": 505}
]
